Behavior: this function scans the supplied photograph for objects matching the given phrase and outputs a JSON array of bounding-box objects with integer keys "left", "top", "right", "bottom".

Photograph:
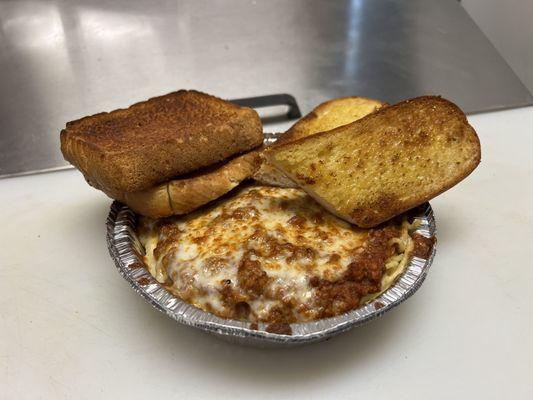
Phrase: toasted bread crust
[
  {"left": 252, "top": 152, "right": 297, "bottom": 188},
  {"left": 267, "top": 96, "right": 481, "bottom": 227},
  {"left": 253, "top": 97, "right": 385, "bottom": 187},
  {"left": 61, "top": 90, "right": 263, "bottom": 193},
  {"left": 275, "top": 96, "right": 386, "bottom": 145},
  {"left": 118, "top": 151, "right": 261, "bottom": 218}
]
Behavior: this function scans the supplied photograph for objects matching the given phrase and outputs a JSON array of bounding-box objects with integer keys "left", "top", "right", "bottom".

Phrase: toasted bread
[
  {"left": 252, "top": 152, "right": 296, "bottom": 188},
  {"left": 253, "top": 97, "right": 386, "bottom": 187},
  {"left": 61, "top": 90, "right": 263, "bottom": 193},
  {"left": 267, "top": 96, "right": 481, "bottom": 228},
  {"left": 276, "top": 96, "right": 386, "bottom": 145},
  {"left": 117, "top": 151, "right": 261, "bottom": 218}
]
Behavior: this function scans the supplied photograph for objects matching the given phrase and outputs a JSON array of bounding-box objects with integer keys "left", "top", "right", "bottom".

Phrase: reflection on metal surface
[{"left": 1, "top": 0, "right": 532, "bottom": 178}]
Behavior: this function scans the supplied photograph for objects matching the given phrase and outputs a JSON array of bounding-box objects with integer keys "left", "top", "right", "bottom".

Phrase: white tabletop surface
[{"left": 1, "top": 106, "right": 532, "bottom": 399}]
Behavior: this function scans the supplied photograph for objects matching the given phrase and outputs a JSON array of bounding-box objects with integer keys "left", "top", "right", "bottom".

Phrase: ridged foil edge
[{"left": 106, "top": 201, "right": 436, "bottom": 347}]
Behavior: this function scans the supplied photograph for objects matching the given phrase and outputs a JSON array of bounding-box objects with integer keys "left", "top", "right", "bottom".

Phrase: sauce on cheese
[{"left": 138, "top": 185, "right": 414, "bottom": 323}]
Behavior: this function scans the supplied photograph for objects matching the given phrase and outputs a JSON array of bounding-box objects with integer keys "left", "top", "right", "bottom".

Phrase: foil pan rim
[{"left": 106, "top": 200, "right": 436, "bottom": 346}]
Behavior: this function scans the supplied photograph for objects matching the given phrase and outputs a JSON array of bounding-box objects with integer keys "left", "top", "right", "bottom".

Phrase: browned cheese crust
[
  {"left": 138, "top": 186, "right": 431, "bottom": 326},
  {"left": 151, "top": 216, "right": 403, "bottom": 324}
]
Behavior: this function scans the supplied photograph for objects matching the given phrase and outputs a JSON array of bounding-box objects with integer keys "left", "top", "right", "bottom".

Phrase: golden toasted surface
[
  {"left": 267, "top": 96, "right": 481, "bottom": 227},
  {"left": 60, "top": 90, "right": 263, "bottom": 193},
  {"left": 138, "top": 186, "right": 414, "bottom": 323},
  {"left": 119, "top": 151, "right": 261, "bottom": 218},
  {"left": 252, "top": 152, "right": 297, "bottom": 188},
  {"left": 254, "top": 97, "right": 385, "bottom": 187},
  {"left": 276, "top": 96, "right": 386, "bottom": 145}
]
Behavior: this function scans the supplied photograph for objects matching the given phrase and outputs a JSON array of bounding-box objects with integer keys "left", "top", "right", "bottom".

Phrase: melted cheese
[{"left": 138, "top": 185, "right": 413, "bottom": 323}]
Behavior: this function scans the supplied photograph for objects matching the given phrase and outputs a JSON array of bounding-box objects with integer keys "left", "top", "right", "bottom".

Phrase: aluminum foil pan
[
  {"left": 107, "top": 201, "right": 436, "bottom": 347},
  {"left": 106, "top": 129, "right": 436, "bottom": 347}
]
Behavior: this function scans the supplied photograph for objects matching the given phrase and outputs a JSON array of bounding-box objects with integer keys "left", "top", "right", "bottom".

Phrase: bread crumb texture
[{"left": 269, "top": 96, "right": 481, "bottom": 227}]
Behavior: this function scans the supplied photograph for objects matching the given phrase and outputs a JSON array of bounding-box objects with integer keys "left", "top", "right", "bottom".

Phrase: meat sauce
[{"left": 139, "top": 186, "right": 430, "bottom": 331}]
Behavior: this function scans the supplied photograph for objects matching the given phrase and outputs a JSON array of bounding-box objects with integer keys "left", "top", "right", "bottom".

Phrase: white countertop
[{"left": 1, "top": 106, "right": 532, "bottom": 399}]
